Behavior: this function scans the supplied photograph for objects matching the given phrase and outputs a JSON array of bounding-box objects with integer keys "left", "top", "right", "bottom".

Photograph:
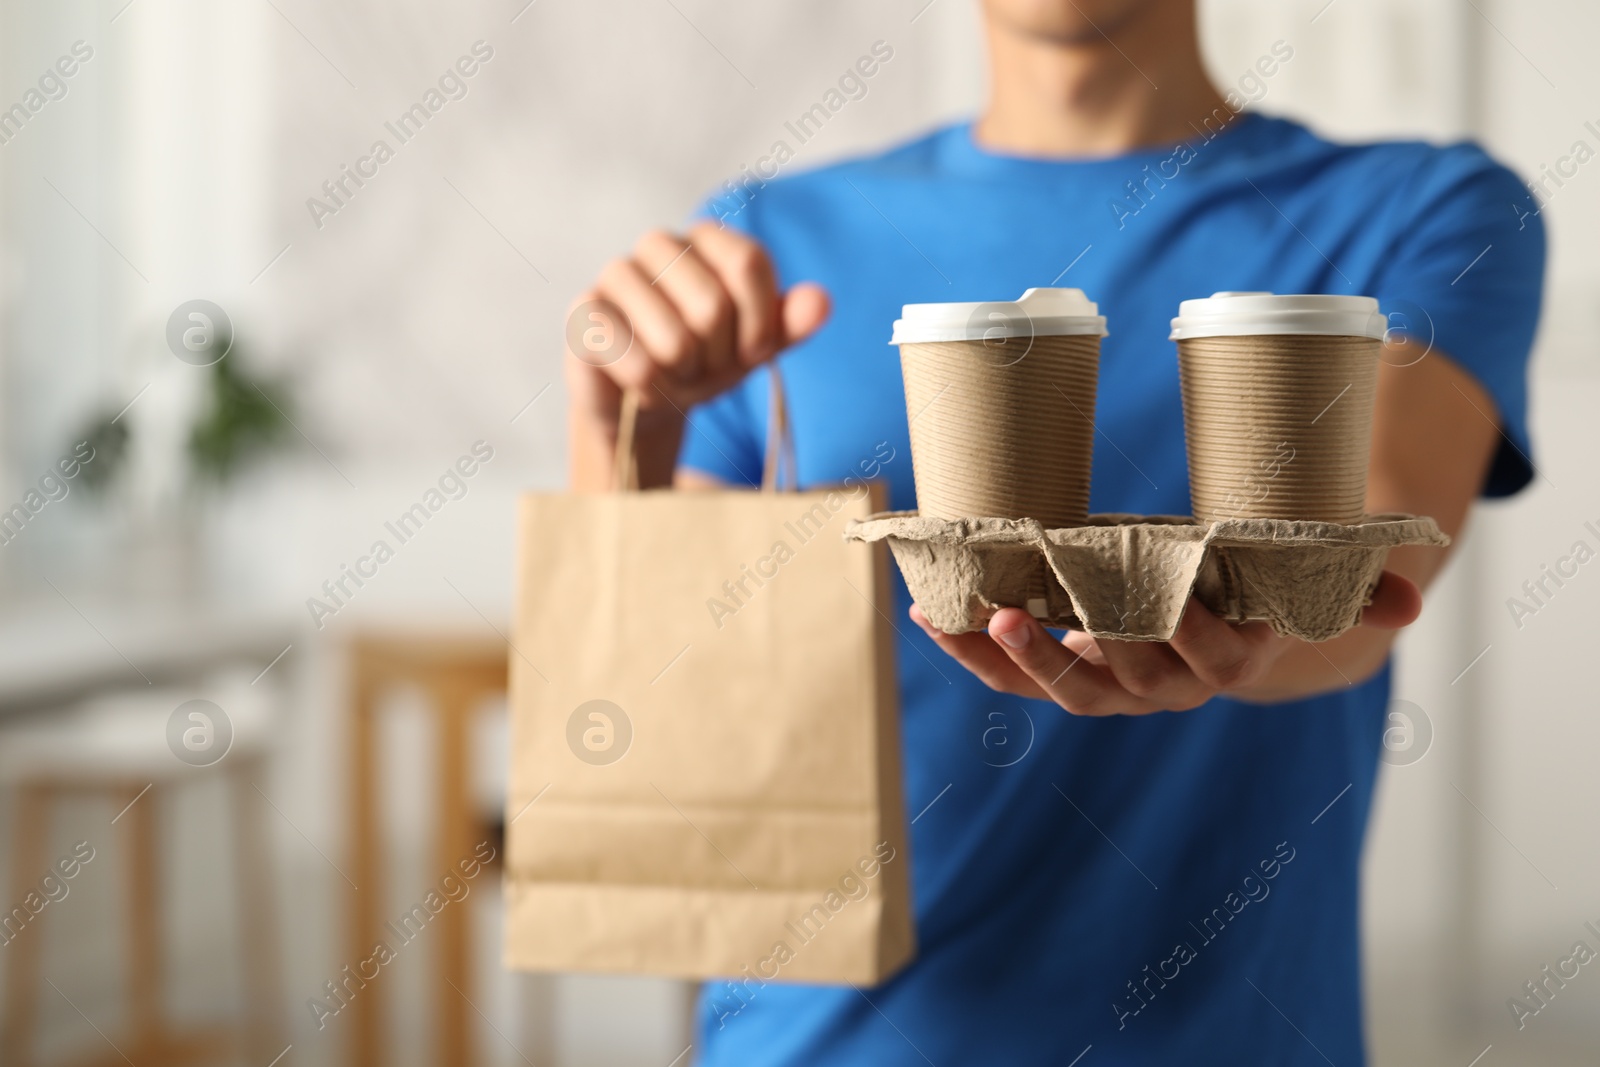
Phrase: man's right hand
[{"left": 566, "top": 221, "right": 830, "bottom": 490}]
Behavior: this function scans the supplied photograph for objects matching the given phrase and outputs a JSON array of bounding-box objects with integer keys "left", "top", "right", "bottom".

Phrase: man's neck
[{"left": 974, "top": 2, "right": 1231, "bottom": 158}]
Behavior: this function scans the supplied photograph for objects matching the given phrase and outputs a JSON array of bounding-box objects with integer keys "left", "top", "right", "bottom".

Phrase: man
[{"left": 565, "top": 0, "right": 1544, "bottom": 1062}]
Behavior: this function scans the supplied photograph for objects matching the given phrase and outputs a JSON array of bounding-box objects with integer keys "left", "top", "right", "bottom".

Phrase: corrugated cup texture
[
  {"left": 900, "top": 335, "right": 1099, "bottom": 528},
  {"left": 1177, "top": 335, "right": 1379, "bottom": 524}
]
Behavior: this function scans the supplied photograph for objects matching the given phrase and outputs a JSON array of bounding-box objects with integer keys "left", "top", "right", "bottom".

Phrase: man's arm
[{"left": 912, "top": 343, "right": 1503, "bottom": 714}]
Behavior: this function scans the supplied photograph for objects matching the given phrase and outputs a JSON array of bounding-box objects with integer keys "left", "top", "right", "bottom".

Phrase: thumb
[
  {"left": 778, "top": 282, "right": 831, "bottom": 350},
  {"left": 1359, "top": 571, "right": 1423, "bottom": 630}
]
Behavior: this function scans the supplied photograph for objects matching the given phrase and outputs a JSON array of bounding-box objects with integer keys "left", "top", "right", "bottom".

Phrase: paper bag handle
[{"left": 613, "top": 368, "right": 796, "bottom": 493}]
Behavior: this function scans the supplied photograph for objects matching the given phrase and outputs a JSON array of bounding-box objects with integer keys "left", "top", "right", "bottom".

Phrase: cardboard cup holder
[
  {"left": 844, "top": 512, "right": 1448, "bottom": 642},
  {"left": 869, "top": 290, "right": 1442, "bottom": 642}
]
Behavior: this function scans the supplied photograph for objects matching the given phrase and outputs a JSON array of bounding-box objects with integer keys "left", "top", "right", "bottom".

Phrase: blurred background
[{"left": 0, "top": 0, "right": 1595, "bottom": 1064}]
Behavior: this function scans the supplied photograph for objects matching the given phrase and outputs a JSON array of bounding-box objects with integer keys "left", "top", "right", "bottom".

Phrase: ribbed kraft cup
[
  {"left": 900, "top": 334, "right": 1099, "bottom": 528},
  {"left": 1177, "top": 335, "right": 1379, "bottom": 524}
]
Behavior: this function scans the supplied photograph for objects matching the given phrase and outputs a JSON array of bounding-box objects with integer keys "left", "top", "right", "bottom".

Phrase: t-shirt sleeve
[
  {"left": 1371, "top": 144, "right": 1546, "bottom": 497},
  {"left": 674, "top": 194, "right": 768, "bottom": 487}
]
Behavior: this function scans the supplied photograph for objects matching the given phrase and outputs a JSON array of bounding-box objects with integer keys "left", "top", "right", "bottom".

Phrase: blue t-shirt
[{"left": 678, "top": 114, "right": 1544, "bottom": 1066}]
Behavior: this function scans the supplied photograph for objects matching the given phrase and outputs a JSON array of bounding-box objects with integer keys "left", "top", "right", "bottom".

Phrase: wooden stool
[
  {"left": 345, "top": 632, "right": 508, "bottom": 1067},
  {"left": 0, "top": 687, "right": 283, "bottom": 1067}
]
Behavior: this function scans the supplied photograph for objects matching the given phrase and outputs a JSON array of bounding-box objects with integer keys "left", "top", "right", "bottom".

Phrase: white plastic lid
[
  {"left": 890, "top": 287, "right": 1108, "bottom": 345},
  {"left": 1169, "top": 292, "right": 1386, "bottom": 340}
]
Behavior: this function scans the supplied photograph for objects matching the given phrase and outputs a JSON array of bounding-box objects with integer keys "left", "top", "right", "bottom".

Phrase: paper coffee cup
[
  {"left": 892, "top": 288, "right": 1106, "bottom": 528},
  {"left": 1170, "top": 292, "right": 1386, "bottom": 525}
]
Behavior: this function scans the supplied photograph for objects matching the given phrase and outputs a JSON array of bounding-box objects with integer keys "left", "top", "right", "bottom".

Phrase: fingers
[
  {"left": 1059, "top": 629, "right": 1107, "bottom": 666},
  {"left": 582, "top": 224, "right": 829, "bottom": 407},
  {"left": 780, "top": 282, "right": 831, "bottom": 349},
  {"left": 1090, "top": 637, "right": 1217, "bottom": 711},
  {"left": 687, "top": 222, "right": 783, "bottom": 365},
  {"left": 632, "top": 230, "right": 735, "bottom": 383},
  {"left": 983, "top": 609, "right": 1162, "bottom": 716},
  {"left": 1360, "top": 571, "right": 1422, "bottom": 629},
  {"left": 910, "top": 605, "right": 1051, "bottom": 700},
  {"left": 926, "top": 601, "right": 1274, "bottom": 714},
  {"left": 920, "top": 577, "right": 1423, "bottom": 716},
  {"left": 687, "top": 225, "right": 830, "bottom": 360},
  {"left": 594, "top": 254, "right": 700, "bottom": 388},
  {"left": 1165, "top": 597, "right": 1278, "bottom": 692},
  {"left": 918, "top": 603, "right": 1182, "bottom": 716}
]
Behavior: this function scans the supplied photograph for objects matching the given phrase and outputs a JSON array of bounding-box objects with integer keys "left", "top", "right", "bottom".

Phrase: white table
[{"left": 0, "top": 593, "right": 300, "bottom": 715}]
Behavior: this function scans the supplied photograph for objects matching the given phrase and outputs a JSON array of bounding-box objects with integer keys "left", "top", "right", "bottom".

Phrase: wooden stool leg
[
  {"left": 1, "top": 784, "right": 52, "bottom": 1067},
  {"left": 434, "top": 679, "right": 476, "bottom": 1067},
  {"left": 348, "top": 662, "right": 383, "bottom": 1067},
  {"left": 125, "top": 783, "right": 163, "bottom": 1052},
  {"left": 232, "top": 758, "right": 284, "bottom": 1062}
]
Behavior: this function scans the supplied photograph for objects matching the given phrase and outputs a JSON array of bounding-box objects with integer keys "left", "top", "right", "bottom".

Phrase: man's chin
[{"left": 981, "top": 0, "right": 1168, "bottom": 47}]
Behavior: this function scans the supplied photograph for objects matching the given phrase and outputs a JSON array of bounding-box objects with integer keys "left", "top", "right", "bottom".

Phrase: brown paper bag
[{"left": 504, "top": 374, "right": 914, "bottom": 984}]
